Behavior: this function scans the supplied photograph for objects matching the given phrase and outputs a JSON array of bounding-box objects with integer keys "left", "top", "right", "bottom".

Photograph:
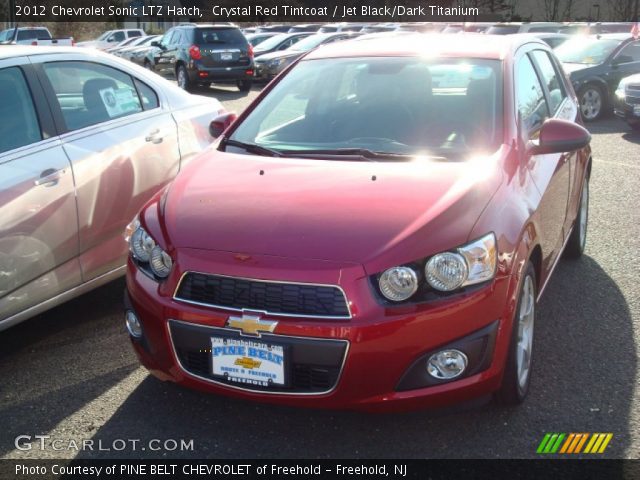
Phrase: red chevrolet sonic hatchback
[{"left": 124, "top": 34, "right": 591, "bottom": 411}]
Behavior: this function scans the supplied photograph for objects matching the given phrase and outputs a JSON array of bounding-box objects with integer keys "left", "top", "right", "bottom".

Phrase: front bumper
[
  {"left": 614, "top": 93, "right": 640, "bottom": 125},
  {"left": 125, "top": 249, "right": 518, "bottom": 412}
]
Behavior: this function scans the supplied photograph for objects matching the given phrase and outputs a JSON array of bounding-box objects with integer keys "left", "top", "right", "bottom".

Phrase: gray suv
[{"left": 147, "top": 24, "right": 254, "bottom": 92}]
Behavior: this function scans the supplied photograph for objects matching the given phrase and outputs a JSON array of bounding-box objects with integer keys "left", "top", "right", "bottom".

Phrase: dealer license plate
[
  {"left": 220, "top": 52, "right": 233, "bottom": 61},
  {"left": 634, "top": 105, "right": 640, "bottom": 117},
  {"left": 211, "top": 337, "right": 285, "bottom": 386}
]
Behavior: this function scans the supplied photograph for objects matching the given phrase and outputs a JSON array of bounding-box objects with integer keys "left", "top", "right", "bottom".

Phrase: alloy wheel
[
  {"left": 580, "top": 88, "right": 601, "bottom": 120},
  {"left": 516, "top": 275, "right": 535, "bottom": 390}
]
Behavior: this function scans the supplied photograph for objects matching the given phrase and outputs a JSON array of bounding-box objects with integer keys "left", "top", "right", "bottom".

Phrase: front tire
[
  {"left": 176, "top": 65, "right": 192, "bottom": 92},
  {"left": 579, "top": 84, "right": 604, "bottom": 121},
  {"left": 565, "top": 178, "right": 589, "bottom": 259},
  {"left": 495, "top": 262, "right": 537, "bottom": 406},
  {"left": 237, "top": 79, "right": 252, "bottom": 92}
]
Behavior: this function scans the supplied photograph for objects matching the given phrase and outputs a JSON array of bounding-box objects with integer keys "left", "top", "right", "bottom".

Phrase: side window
[
  {"left": 111, "top": 31, "right": 126, "bottom": 43},
  {"left": 615, "top": 42, "right": 640, "bottom": 63},
  {"left": 134, "top": 79, "right": 159, "bottom": 110},
  {"left": 0, "top": 67, "right": 42, "bottom": 154},
  {"left": 531, "top": 50, "right": 567, "bottom": 114},
  {"left": 129, "top": 31, "right": 143, "bottom": 38},
  {"left": 516, "top": 55, "right": 549, "bottom": 135},
  {"left": 43, "top": 61, "right": 143, "bottom": 131},
  {"left": 160, "top": 29, "right": 174, "bottom": 47}
]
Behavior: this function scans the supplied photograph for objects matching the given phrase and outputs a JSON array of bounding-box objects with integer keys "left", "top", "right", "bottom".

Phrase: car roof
[
  {"left": 0, "top": 45, "right": 82, "bottom": 59},
  {"left": 304, "top": 33, "right": 545, "bottom": 61}
]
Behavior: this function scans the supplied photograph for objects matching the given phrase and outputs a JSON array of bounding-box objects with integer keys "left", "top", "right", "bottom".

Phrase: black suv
[{"left": 147, "top": 24, "right": 254, "bottom": 92}]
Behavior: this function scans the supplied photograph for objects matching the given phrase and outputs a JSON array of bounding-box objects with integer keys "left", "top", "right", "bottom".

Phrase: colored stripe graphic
[{"left": 538, "top": 433, "right": 612, "bottom": 454}]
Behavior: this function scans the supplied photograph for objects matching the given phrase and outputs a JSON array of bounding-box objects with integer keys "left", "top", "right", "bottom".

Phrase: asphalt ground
[{"left": 0, "top": 84, "right": 638, "bottom": 460}]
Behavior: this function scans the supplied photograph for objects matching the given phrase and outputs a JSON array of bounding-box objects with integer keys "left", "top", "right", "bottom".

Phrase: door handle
[
  {"left": 34, "top": 168, "right": 64, "bottom": 186},
  {"left": 145, "top": 129, "right": 164, "bottom": 144}
]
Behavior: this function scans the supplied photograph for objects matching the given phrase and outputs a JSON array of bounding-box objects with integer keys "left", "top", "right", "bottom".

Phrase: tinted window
[
  {"left": 615, "top": 41, "right": 640, "bottom": 63},
  {"left": 129, "top": 31, "right": 143, "bottom": 38},
  {"left": 0, "top": 67, "right": 41, "bottom": 153},
  {"left": 516, "top": 56, "right": 548, "bottom": 134},
  {"left": 531, "top": 50, "right": 566, "bottom": 114},
  {"left": 110, "top": 31, "right": 126, "bottom": 42},
  {"left": 160, "top": 29, "right": 174, "bottom": 47},
  {"left": 134, "top": 79, "right": 159, "bottom": 110},
  {"left": 230, "top": 57, "right": 502, "bottom": 158},
  {"left": 43, "top": 62, "right": 143, "bottom": 131},
  {"left": 16, "top": 29, "right": 51, "bottom": 41},
  {"left": 195, "top": 28, "right": 246, "bottom": 45}
]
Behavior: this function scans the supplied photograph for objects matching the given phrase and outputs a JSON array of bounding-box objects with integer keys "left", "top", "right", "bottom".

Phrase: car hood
[
  {"left": 159, "top": 150, "right": 504, "bottom": 270},
  {"left": 562, "top": 62, "right": 597, "bottom": 76}
]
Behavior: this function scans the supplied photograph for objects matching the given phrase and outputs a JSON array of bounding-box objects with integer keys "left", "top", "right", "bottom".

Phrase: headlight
[
  {"left": 426, "top": 233, "right": 497, "bottom": 292},
  {"left": 269, "top": 58, "right": 284, "bottom": 67},
  {"left": 378, "top": 266, "right": 419, "bottom": 302},
  {"left": 425, "top": 252, "right": 468, "bottom": 291},
  {"left": 127, "top": 220, "right": 173, "bottom": 279},
  {"left": 150, "top": 245, "right": 173, "bottom": 278},
  {"left": 130, "top": 225, "right": 156, "bottom": 262}
]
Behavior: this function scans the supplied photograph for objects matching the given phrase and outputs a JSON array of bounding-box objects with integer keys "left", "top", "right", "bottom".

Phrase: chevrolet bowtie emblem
[
  {"left": 226, "top": 313, "right": 277, "bottom": 336},
  {"left": 234, "top": 357, "right": 262, "bottom": 369}
]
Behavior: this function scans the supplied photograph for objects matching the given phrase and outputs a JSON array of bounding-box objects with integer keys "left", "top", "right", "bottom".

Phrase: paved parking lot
[{"left": 1, "top": 84, "right": 639, "bottom": 460}]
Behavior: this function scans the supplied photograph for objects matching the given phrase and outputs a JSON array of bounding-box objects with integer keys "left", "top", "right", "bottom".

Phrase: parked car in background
[
  {"left": 255, "top": 25, "right": 292, "bottom": 34},
  {"left": 125, "top": 34, "right": 591, "bottom": 411},
  {"left": 528, "top": 33, "right": 571, "bottom": 49},
  {"left": 614, "top": 74, "right": 640, "bottom": 130},
  {"left": 253, "top": 32, "right": 313, "bottom": 57},
  {"left": 287, "top": 24, "right": 321, "bottom": 33},
  {"left": 245, "top": 32, "right": 279, "bottom": 47},
  {"left": 104, "top": 35, "right": 148, "bottom": 54},
  {"left": 77, "top": 29, "right": 145, "bottom": 50},
  {"left": 254, "top": 32, "right": 358, "bottom": 81},
  {"left": 318, "top": 23, "right": 366, "bottom": 33},
  {"left": 487, "top": 22, "right": 567, "bottom": 34},
  {"left": 0, "top": 46, "right": 224, "bottom": 331},
  {"left": 0, "top": 27, "right": 73, "bottom": 46},
  {"left": 394, "top": 23, "right": 447, "bottom": 33},
  {"left": 146, "top": 24, "right": 254, "bottom": 92},
  {"left": 114, "top": 35, "right": 161, "bottom": 60},
  {"left": 556, "top": 34, "right": 640, "bottom": 120}
]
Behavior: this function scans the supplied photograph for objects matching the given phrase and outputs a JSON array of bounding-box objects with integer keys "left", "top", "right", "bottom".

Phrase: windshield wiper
[
  {"left": 279, "top": 148, "right": 412, "bottom": 161},
  {"left": 223, "top": 138, "right": 281, "bottom": 157}
]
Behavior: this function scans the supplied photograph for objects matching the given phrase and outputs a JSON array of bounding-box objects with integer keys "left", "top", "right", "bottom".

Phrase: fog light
[
  {"left": 125, "top": 310, "right": 143, "bottom": 338},
  {"left": 427, "top": 349, "right": 468, "bottom": 380}
]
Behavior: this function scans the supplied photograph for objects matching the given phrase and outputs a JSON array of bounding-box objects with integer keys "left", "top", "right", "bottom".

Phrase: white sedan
[{"left": 0, "top": 46, "right": 224, "bottom": 330}]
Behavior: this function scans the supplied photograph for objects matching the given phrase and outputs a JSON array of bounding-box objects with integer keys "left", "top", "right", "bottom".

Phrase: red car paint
[{"left": 126, "top": 34, "right": 591, "bottom": 411}]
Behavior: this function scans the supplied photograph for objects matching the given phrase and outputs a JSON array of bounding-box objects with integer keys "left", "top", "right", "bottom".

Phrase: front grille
[
  {"left": 170, "top": 321, "right": 347, "bottom": 394},
  {"left": 175, "top": 272, "right": 350, "bottom": 319}
]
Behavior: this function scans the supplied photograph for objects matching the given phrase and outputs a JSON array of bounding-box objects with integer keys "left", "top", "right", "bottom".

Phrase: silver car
[{"left": 0, "top": 46, "right": 225, "bottom": 331}]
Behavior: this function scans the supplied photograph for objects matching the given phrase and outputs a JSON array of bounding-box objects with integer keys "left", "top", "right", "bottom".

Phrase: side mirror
[
  {"left": 151, "top": 41, "right": 160, "bottom": 47},
  {"left": 527, "top": 118, "right": 591, "bottom": 155},
  {"left": 209, "top": 112, "right": 238, "bottom": 138}
]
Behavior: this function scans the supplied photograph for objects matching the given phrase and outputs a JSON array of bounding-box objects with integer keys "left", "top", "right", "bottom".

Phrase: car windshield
[
  {"left": 229, "top": 57, "right": 502, "bottom": 159},
  {"left": 97, "top": 31, "right": 112, "bottom": 41},
  {"left": 289, "top": 34, "right": 335, "bottom": 52},
  {"left": 254, "top": 34, "right": 288, "bottom": 50},
  {"left": 555, "top": 38, "right": 622, "bottom": 64}
]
